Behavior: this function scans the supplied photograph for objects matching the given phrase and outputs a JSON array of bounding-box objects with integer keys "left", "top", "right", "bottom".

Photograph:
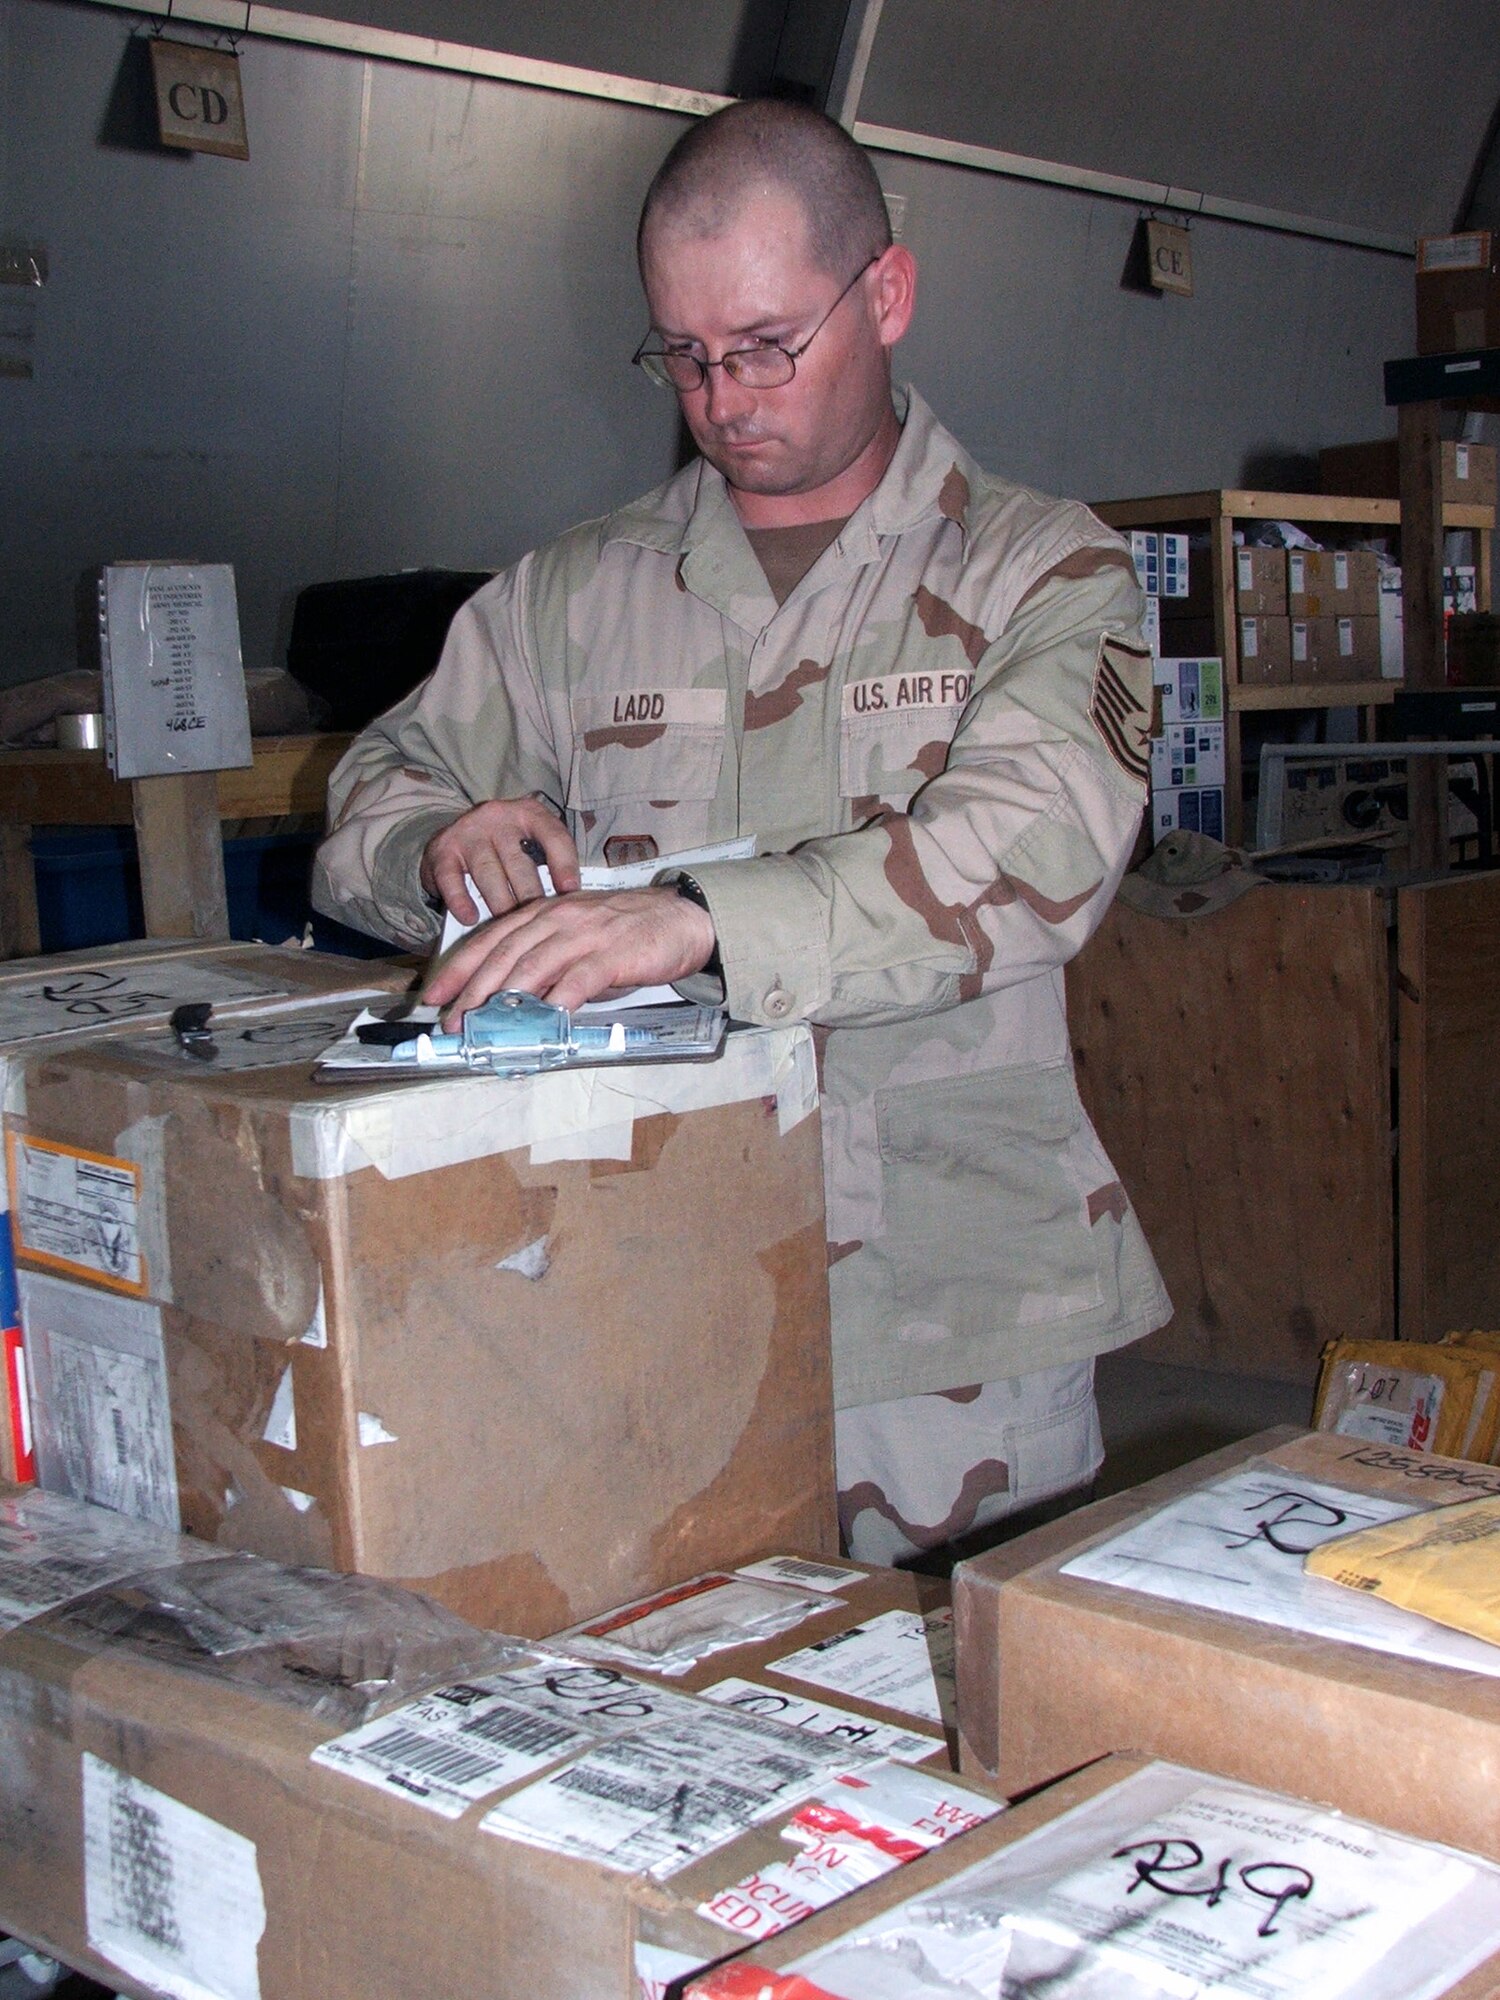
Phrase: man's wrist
[{"left": 672, "top": 874, "right": 723, "bottom": 981}]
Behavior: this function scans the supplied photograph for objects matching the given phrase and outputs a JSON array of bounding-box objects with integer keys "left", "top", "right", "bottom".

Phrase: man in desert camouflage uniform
[{"left": 313, "top": 99, "right": 1169, "bottom": 1564}]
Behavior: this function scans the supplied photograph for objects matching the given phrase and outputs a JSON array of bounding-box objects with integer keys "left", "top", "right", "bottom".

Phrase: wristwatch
[{"left": 673, "top": 874, "right": 724, "bottom": 982}]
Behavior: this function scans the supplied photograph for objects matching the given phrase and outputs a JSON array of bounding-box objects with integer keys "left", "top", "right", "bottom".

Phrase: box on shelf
[
  {"left": 1128, "top": 530, "right": 1159, "bottom": 595},
  {"left": 1286, "top": 548, "right": 1382, "bottom": 619},
  {"left": 1417, "top": 230, "right": 1500, "bottom": 355},
  {"left": 1150, "top": 783, "right": 1225, "bottom": 844},
  {"left": 1141, "top": 593, "right": 1160, "bottom": 656},
  {"left": 1233, "top": 543, "right": 1288, "bottom": 614},
  {"left": 1382, "top": 568, "right": 1406, "bottom": 677},
  {"left": 1152, "top": 654, "right": 1222, "bottom": 724},
  {"left": 1320, "top": 435, "right": 1498, "bottom": 509},
  {"left": 1290, "top": 613, "right": 1382, "bottom": 683},
  {"left": 953, "top": 1426, "right": 1500, "bottom": 1859},
  {"left": 1173, "top": 543, "right": 1288, "bottom": 623},
  {"left": 6, "top": 1015, "right": 836, "bottom": 1635},
  {"left": 1126, "top": 531, "right": 1189, "bottom": 599},
  {"left": 0, "top": 1493, "right": 998, "bottom": 2000},
  {"left": 683, "top": 1752, "right": 1500, "bottom": 2000},
  {"left": 1238, "top": 611, "right": 1293, "bottom": 686},
  {"left": 0, "top": 942, "right": 413, "bottom": 1488},
  {"left": 1448, "top": 565, "right": 1480, "bottom": 616},
  {"left": 1151, "top": 721, "right": 1224, "bottom": 795}
]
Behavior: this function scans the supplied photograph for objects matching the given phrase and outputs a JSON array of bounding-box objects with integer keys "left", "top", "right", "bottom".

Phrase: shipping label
[
  {"left": 0, "top": 962, "right": 282, "bottom": 1047},
  {"left": 1060, "top": 1465, "right": 1500, "bottom": 1678},
  {"left": 699, "top": 1677, "right": 942, "bottom": 1764},
  {"left": 83, "top": 1753, "right": 266, "bottom": 2000},
  {"left": 9, "top": 1135, "right": 146, "bottom": 1294},
  {"left": 558, "top": 1572, "right": 836, "bottom": 1676},
  {"left": 698, "top": 1763, "right": 996, "bottom": 1943},
  {"left": 772, "top": 1763, "right": 1500, "bottom": 2000},
  {"left": 313, "top": 1680, "right": 599, "bottom": 1818},
  {"left": 0, "top": 1486, "right": 197, "bottom": 1631},
  {"left": 3, "top": 1324, "right": 32, "bottom": 1481},
  {"left": 736, "top": 1556, "right": 857, "bottom": 1595},
  {"left": 768, "top": 1606, "right": 955, "bottom": 1728},
  {"left": 479, "top": 1705, "right": 861, "bottom": 1879}
]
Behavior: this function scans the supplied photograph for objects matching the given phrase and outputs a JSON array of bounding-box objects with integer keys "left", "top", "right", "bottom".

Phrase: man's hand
[
  {"left": 420, "top": 797, "right": 581, "bottom": 924},
  {"left": 424, "top": 886, "right": 717, "bottom": 1024}
]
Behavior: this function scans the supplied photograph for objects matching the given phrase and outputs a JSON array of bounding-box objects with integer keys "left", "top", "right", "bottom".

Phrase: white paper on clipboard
[{"left": 436, "top": 838, "right": 755, "bottom": 1009}]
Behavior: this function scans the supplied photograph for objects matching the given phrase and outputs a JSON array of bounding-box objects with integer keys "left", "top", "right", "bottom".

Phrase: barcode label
[
  {"left": 737, "top": 1556, "right": 855, "bottom": 1595},
  {"left": 313, "top": 1682, "right": 594, "bottom": 1819},
  {"left": 481, "top": 1705, "right": 861, "bottom": 1878}
]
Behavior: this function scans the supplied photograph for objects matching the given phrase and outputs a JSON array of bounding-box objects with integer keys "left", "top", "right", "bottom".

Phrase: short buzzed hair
[{"left": 639, "top": 99, "right": 892, "bottom": 279}]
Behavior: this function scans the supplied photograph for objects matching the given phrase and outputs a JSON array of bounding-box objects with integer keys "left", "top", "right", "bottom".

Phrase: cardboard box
[
  {"left": 1233, "top": 543, "right": 1288, "bottom": 615},
  {"left": 1152, "top": 655, "right": 1222, "bottom": 724},
  {"left": 1291, "top": 613, "right": 1382, "bottom": 683},
  {"left": 1151, "top": 720, "right": 1224, "bottom": 794},
  {"left": 1128, "top": 530, "right": 1159, "bottom": 595},
  {"left": 1173, "top": 543, "right": 1286, "bottom": 622},
  {"left": 1286, "top": 548, "right": 1382, "bottom": 619},
  {"left": 549, "top": 1559, "right": 957, "bottom": 1772},
  {"left": 683, "top": 1751, "right": 1500, "bottom": 2000},
  {"left": 1417, "top": 231, "right": 1500, "bottom": 355},
  {"left": 1150, "top": 784, "right": 1225, "bottom": 844},
  {"left": 953, "top": 1427, "right": 1500, "bottom": 1859},
  {"left": 0, "top": 1496, "right": 998, "bottom": 2000},
  {"left": 1238, "top": 612, "right": 1293, "bottom": 686},
  {"left": 1321, "top": 436, "right": 1498, "bottom": 509},
  {"left": 1382, "top": 568, "right": 1406, "bottom": 677},
  {"left": 0, "top": 943, "right": 413, "bottom": 1487},
  {"left": 7, "top": 1019, "right": 836, "bottom": 1634}
]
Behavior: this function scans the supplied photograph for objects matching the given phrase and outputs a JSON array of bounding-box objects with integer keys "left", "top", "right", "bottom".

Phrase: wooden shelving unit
[{"left": 1091, "top": 487, "right": 1496, "bottom": 843}]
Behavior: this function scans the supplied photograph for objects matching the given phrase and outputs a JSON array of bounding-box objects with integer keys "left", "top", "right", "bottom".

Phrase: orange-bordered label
[{"left": 6, "top": 1131, "right": 149, "bottom": 1298}]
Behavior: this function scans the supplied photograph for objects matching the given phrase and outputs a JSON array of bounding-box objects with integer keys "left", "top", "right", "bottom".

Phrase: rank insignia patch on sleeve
[{"left": 1089, "top": 633, "right": 1154, "bottom": 783}]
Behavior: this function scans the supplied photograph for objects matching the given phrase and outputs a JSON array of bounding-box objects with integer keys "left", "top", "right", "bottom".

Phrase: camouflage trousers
[{"left": 835, "top": 1359, "right": 1102, "bottom": 1565}]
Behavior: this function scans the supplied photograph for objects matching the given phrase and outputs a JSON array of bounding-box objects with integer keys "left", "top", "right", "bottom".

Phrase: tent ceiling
[{"left": 860, "top": 0, "right": 1500, "bottom": 241}]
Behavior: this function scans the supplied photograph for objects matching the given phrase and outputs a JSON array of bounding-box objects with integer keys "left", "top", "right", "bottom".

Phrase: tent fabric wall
[{"left": 0, "top": 0, "right": 1480, "bottom": 691}]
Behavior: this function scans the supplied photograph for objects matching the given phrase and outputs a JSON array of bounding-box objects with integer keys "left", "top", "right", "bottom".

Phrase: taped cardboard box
[
  {"left": 6, "top": 1020, "right": 835, "bottom": 1633},
  {"left": 546, "top": 1558, "right": 958, "bottom": 1773},
  {"left": 953, "top": 1427, "right": 1500, "bottom": 1858},
  {"left": 683, "top": 1752, "right": 1500, "bottom": 2000},
  {"left": 1417, "top": 230, "right": 1500, "bottom": 354},
  {"left": 0, "top": 943, "right": 412, "bottom": 1487},
  {"left": 1172, "top": 542, "right": 1287, "bottom": 621},
  {"left": 1321, "top": 436, "right": 1498, "bottom": 509},
  {"left": 0, "top": 1493, "right": 999, "bottom": 2000},
  {"left": 1286, "top": 549, "right": 1381, "bottom": 620},
  {"left": 1290, "top": 613, "right": 1382, "bottom": 683}
]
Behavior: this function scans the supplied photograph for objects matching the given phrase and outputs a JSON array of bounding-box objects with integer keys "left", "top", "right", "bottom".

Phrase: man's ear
[{"left": 870, "top": 244, "right": 917, "bottom": 349}]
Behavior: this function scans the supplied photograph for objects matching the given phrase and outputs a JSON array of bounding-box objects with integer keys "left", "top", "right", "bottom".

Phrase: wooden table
[{"left": 0, "top": 733, "right": 352, "bottom": 957}]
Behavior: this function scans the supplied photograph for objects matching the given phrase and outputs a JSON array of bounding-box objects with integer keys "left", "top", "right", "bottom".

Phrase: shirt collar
[{"left": 601, "top": 384, "right": 979, "bottom": 566}]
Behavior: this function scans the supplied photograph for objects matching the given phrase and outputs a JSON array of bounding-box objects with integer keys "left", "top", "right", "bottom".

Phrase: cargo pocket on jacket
[{"left": 875, "top": 1063, "right": 1107, "bottom": 1336}]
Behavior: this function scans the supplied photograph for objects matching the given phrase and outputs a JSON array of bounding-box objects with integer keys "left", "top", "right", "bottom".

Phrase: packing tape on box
[{"left": 287, "top": 1023, "right": 818, "bottom": 1182}]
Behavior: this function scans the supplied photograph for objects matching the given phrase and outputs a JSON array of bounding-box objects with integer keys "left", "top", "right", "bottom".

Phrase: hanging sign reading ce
[
  {"left": 149, "top": 40, "right": 249, "bottom": 162},
  {"left": 1146, "top": 219, "right": 1193, "bottom": 296}
]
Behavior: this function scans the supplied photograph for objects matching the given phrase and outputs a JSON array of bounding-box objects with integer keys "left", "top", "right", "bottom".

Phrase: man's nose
[{"left": 699, "top": 361, "right": 756, "bottom": 425}]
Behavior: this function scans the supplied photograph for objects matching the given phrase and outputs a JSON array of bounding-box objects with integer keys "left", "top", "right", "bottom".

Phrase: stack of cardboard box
[
  {"left": 0, "top": 1494, "right": 990, "bottom": 2000},
  {"left": 0, "top": 941, "right": 415, "bottom": 1486},
  {"left": 7, "top": 990, "right": 837, "bottom": 1634}
]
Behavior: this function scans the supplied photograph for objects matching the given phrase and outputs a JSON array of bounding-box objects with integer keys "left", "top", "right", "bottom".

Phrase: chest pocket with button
[
  {"left": 839, "top": 669, "right": 973, "bottom": 805},
  {"left": 568, "top": 688, "right": 726, "bottom": 808}
]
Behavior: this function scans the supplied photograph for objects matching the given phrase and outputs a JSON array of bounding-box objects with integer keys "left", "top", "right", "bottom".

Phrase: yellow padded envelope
[{"left": 1306, "top": 1495, "right": 1500, "bottom": 1648}]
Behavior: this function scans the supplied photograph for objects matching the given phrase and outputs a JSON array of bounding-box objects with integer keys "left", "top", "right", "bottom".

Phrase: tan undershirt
[{"left": 744, "top": 515, "right": 852, "bottom": 606}]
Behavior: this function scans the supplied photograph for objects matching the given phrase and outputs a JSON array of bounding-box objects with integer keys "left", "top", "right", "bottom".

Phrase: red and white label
[{"left": 3, "top": 1326, "right": 33, "bottom": 1482}]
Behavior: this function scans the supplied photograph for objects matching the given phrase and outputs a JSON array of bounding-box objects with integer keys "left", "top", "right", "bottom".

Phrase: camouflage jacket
[{"left": 314, "top": 388, "right": 1170, "bottom": 1404}]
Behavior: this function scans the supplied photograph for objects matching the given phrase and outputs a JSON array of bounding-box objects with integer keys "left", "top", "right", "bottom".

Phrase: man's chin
[{"left": 704, "top": 444, "right": 798, "bottom": 496}]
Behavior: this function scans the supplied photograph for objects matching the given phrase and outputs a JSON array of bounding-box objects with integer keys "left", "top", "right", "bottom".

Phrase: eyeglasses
[{"left": 633, "top": 254, "right": 880, "bottom": 393}]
